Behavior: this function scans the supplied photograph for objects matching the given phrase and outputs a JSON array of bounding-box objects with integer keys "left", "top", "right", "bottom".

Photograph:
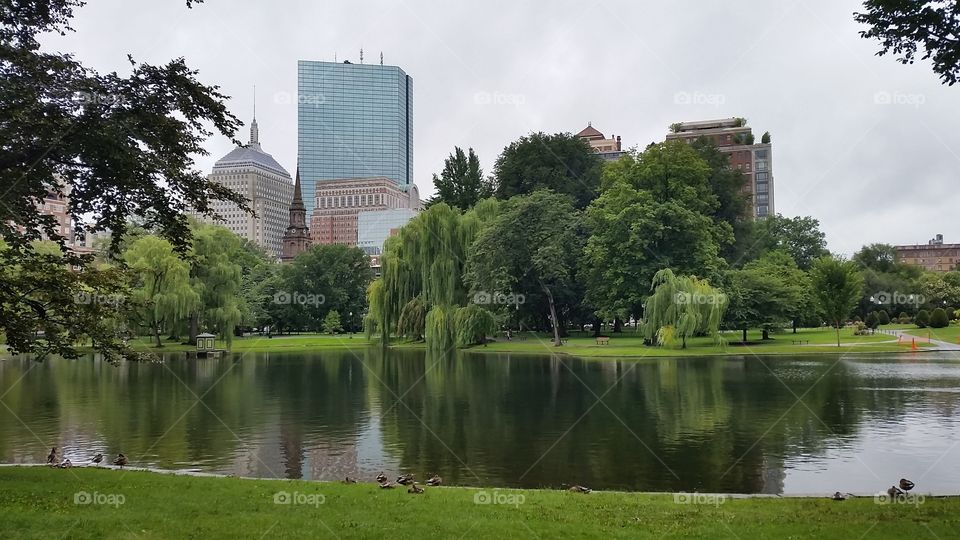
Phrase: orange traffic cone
[{"left": 911, "top": 338, "right": 918, "bottom": 351}]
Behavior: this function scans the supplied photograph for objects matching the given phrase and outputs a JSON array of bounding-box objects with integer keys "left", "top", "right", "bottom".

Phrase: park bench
[
  {"left": 791, "top": 339, "right": 810, "bottom": 345},
  {"left": 596, "top": 337, "right": 610, "bottom": 345}
]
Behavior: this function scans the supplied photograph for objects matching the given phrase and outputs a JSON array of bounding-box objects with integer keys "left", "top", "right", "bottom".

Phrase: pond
[{"left": 1, "top": 349, "right": 958, "bottom": 494}]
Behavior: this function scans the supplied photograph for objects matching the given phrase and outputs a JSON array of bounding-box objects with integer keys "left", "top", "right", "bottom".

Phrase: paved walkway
[{"left": 887, "top": 329, "right": 960, "bottom": 352}]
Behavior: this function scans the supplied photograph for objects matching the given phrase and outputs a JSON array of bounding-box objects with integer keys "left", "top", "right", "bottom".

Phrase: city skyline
[{"left": 51, "top": 0, "right": 960, "bottom": 255}]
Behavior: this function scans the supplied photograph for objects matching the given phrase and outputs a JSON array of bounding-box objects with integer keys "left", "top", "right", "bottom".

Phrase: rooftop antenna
[
  {"left": 252, "top": 85, "right": 256, "bottom": 119},
  {"left": 380, "top": 52, "right": 383, "bottom": 66},
  {"left": 334, "top": 51, "right": 337, "bottom": 62},
  {"left": 360, "top": 48, "right": 364, "bottom": 64}
]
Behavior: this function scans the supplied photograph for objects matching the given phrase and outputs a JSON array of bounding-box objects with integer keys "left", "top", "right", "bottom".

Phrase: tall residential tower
[
  {"left": 666, "top": 118, "right": 774, "bottom": 218},
  {"left": 297, "top": 59, "right": 413, "bottom": 216},
  {"left": 191, "top": 116, "right": 293, "bottom": 256}
]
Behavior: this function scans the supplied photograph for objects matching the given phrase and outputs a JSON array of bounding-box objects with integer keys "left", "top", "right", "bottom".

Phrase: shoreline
[{"left": 0, "top": 463, "right": 955, "bottom": 498}]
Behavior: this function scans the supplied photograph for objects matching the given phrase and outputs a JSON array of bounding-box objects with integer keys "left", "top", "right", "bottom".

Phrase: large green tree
[
  {"left": 428, "top": 147, "right": 492, "bottom": 210},
  {"left": 493, "top": 132, "right": 602, "bottom": 208},
  {"left": 738, "top": 214, "right": 829, "bottom": 270},
  {"left": 810, "top": 256, "right": 865, "bottom": 347},
  {"left": 466, "top": 191, "right": 582, "bottom": 346},
  {"left": 0, "top": 0, "right": 248, "bottom": 359},
  {"left": 124, "top": 236, "right": 198, "bottom": 347},
  {"left": 283, "top": 244, "right": 373, "bottom": 333},
  {"left": 185, "top": 225, "right": 243, "bottom": 345},
  {"left": 854, "top": 0, "right": 960, "bottom": 85},
  {"left": 724, "top": 251, "right": 811, "bottom": 341}
]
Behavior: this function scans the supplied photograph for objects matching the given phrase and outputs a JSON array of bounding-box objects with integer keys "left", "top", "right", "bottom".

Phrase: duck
[
  {"left": 343, "top": 476, "right": 358, "bottom": 484},
  {"left": 407, "top": 483, "right": 424, "bottom": 494},
  {"left": 567, "top": 485, "right": 592, "bottom": 494},
  {"left": 91, "top": 453, "right": 103, "bottom": 465},
  {"left": 887, "top": 485, "right": 904, "bottom": 499},
  {"left": 899, "top": 478, "right": 915, "bottom": 491},
  {"left": 378, "top": 481, "right": 395, "bottom": 489},
  {"left": 397, "top": 474, "right": 415, "bottom": 486},
  {"left": 47, "top": 447, "right": 57, "bottom": 465},
  {"left": 113, "top": 453, "right": 128, "bottom": 468},
  {"left": 425, "top": 475, "right": 442, "bottom": 486},
  {"left": 58, "top": 459, "right": 72, "bottom": 469},
  {"left": 375, "top": 472, "right": 388, "bottom": 483}
]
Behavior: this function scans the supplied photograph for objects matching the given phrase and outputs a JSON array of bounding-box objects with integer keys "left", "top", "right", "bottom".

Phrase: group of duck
[
  {"left": 832, "top": 478, "right": 916, "bottom": 501},
  {"left": 341, "top": 472, "right": 443, "bottom": 494},
  {"left": 46, "top": 447, "right": 128, "bottom": 469}
]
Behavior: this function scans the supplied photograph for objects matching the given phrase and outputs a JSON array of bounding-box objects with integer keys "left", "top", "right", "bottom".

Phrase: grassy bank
[
  {"left": 1, "top": 467, "right": 957, "bottom": 539},
  {"left": 66, "top": 326, "right": 936, "bottom": 359},
  {"left": 903, "top": 324, "right": 960, "bottom": 345}
]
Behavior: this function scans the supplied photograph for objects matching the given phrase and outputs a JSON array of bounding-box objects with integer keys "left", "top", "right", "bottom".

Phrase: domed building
[{"left": 191, "top": 115, "right": 294, "bottom": 257}]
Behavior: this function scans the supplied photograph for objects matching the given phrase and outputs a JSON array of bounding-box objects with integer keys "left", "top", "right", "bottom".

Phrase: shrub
[
  {"left": 865, "top": 312, "right": 880, "bottom": 329},
  {"left": 930, "top": 308, "right": 950, "bottom": 328},
  {"left": 877, "top": 309, "right": 890, "bottom": 325},
  {"left": 898, "top": 311, "right": 911, "bottom": 324},
  {"left": 852, "top": 315, "right": 862, "bottom": 323},
  {"left": 915, "top": 309, "right": 930, "bottom": 328},
  {"left": 853, "top": 321, "right": 870, "bottom": 336}
]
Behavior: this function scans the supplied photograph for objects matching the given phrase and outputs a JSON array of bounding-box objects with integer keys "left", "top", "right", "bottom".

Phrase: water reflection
[{"left": 1, "top": 350, "right": 959, "bottom": 494}]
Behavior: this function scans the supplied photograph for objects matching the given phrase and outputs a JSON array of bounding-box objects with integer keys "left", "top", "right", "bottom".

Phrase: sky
[{"left": 47, "top": 0, "right": 960, "bottom": 256}]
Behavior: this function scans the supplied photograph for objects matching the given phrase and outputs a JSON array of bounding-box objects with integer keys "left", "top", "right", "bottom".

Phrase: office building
[
  {"left": 191, "top": 116, "right": 293, "bottom": 257},
  {"left": 576, "top": 123, "right": 625, "bottom": 161},
  {"left": 297, "top": 59, "right": 413, "bottom": 216},
  {"left": 666, "top": 118, "right": 774, "bottom": 218},
  {"left": 357, "top": 208, "right": 418, "bottom": 255},
  {"left": 895, "top": 234, "right": 960, "bottom": 272},
  {"left": 310, "top": 177, "right": 418, "bottom": 246}
]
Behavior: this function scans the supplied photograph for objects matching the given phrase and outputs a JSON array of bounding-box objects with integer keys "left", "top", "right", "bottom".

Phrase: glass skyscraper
[{"left": 297, "top": 60, "right": 413, "bottom": 215}]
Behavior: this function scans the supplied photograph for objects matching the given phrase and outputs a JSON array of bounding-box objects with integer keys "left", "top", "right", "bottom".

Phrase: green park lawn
[
  {"left": 902, "top": 323, "right": 960, "bottom": 345},
  {"left": 67, "top": 326, "right": 933, "bottom": 359},
  {"left": 1, "top": 467, "right": 957, "bottom": 539}
]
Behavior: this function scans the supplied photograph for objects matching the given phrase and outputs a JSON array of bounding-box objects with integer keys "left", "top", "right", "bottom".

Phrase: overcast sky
[{"left": 49, "top": 0, "right": 959, "bottom": 255}]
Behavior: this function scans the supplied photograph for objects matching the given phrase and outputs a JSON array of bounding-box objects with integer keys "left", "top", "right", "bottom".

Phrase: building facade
[
  {"left": 895, "top": 234, "right": 960, "bottom": 272},
  {"left": 280, "top": 168, "right": 312, "bottom": 262},
  {"left": 310, "top": 177, "right": 418, "bottom": 246},
  {"left": 297, "top": 59, "right": 413, "bottom": 216},
  {"left": 665, "top": 118, "right": 774, "bottom": 218},
  {"left": 576, "top": 123, "right": 625, "bottom": 161},
  {"left": 357, "top": 208, "right": 418, "bottom": 255},
  {"left": 191, "top": 117, "right": 293, "bottom": 257}
]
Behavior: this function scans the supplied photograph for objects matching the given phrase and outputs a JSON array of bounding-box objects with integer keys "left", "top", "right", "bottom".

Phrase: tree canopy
[{"left": 493, "top": 132, "right": 602, "bottom": 208}]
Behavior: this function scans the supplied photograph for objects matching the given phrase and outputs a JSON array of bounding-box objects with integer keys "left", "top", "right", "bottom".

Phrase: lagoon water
[{"left": 2, "top": 349, "right": 959, "bottom": 494}]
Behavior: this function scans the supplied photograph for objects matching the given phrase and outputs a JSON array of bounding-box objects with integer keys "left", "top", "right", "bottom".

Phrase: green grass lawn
[
  {"left": 452, "top": 326, "right": 925, "bottom": 358},
  {"left": 1, "top": 467, "right": 957, "bottom": 539},
  {"left": 66, "top": 326, "right": 930, "bottom": 360},
  {"left": 902, "top": 323, "right": 960, "bottom": 344}
]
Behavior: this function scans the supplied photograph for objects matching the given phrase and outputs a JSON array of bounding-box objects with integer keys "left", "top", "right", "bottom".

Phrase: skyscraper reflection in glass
[{"left": 297, "top": 60, "right": 413, "bottom": 215}]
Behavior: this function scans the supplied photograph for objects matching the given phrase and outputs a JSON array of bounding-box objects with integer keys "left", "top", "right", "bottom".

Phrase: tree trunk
[
  {"left": 792, "top": 319, "right": 798, "bottom": 334},
  {"left": 742, "top": 327, "right": 747, "bottom": 343},
  {"left": 154, "top": 324, "right": 163, "bottom": 348},
  {"left": 188, "top": 313, "right": 199, "bottom": 346},
  {"left": 593, "top": 317, "right": 602, "bottom": 338},
  {"left": 835, "top": 322, "right": 841, "bottom": 347},
  {"left": 613, "top": 318, "right": 622, "bottom": 333},
  {"left": 539, "top": 279, "right": 562, "bottom": 346},
  {"left": 762, "top": 328, "right": 770, "bottom": 340}
]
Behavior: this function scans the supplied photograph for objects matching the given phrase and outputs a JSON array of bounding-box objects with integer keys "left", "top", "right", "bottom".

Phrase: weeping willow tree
[
  {"left": 125, "top": 236, "right": 199, "bottom": 347},
  {"left": 366, "top": 199, "right": 500, "bottom": 351},
  {"left": 642, "top": 269, "right": 727, "bottom": 348},
  {"left": 454, "top": 304, "right": 497, "bottom": 347}
]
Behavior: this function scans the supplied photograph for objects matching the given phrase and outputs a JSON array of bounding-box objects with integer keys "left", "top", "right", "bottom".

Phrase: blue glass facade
[{"left": 297, "top": 60, "right": 413, "bottom": 215}]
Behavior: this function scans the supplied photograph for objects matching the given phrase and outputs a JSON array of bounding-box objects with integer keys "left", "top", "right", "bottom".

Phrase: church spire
[{"left": 291, "top": 166, "right": 304, "bottom": 210}]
